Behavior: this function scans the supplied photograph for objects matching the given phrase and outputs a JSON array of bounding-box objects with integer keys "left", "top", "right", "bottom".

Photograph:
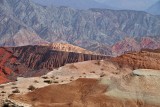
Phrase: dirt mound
[
  {"left": 9, "top": 78, "right": 159, "bottom": 107},
  {"left": 102, "top": 69, "right": 160, "bottom": 106}
]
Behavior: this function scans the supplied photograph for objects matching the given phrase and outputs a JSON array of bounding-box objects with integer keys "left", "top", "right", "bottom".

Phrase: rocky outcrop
[
  {"left": 111, "top": 49, "right": 160, "bottom": 70},
  {"left": 10, "top": 45, "right": 106, "bottom": 70},
  {"left": 0, "top": 48, "right": 18, "bottom": 84},
  {"left": 0, "top": 45, "right": 107, "bottom": 84}
]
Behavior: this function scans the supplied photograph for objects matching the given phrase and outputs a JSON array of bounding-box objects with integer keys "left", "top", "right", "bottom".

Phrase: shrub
[
  {"left": 34, "top": 80, "right": 39, "bottom": 83},
  {"left": 42, "top": 76, "right": 48, "bottom": 79},
  {"left": 28, "top": 85, "right": 36, "bottom": 91},
  {"left": 53, "top": 81, "right": 59, "bottom": 83},
  {"left": 100, "top": 72, "right": 106, "bottom": 77},
  {"left": 44, "top": 80, "right": 52, "bottom": 84},
  {"left": 11, "top": 83, "right": 16, "bottom": 85},
  {"left": 11, "top": 87, "right": 18, "bottom": 89},
  {"left": 12, "top": 89, "right": 20, "bottom": 93},
  {"left": 1, "top": 91, "right": 6, "bottom": 93},
  {"left": 0, "top": 86, "right": 4, "bottom": 89},
  {"left": 90, "top": 71, "right": 95, "bottom": 73}
]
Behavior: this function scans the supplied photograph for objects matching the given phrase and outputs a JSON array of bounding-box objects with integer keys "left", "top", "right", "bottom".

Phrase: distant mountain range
[
  {"left": 33, "top": 0, "right": 160, "bottom": 15},
  {"left": 147, "top": 1, "right": 160, "bottom": 15},
  {"left": 0, "top": 0, "right": 160, "bottom": 56},
  {"left": 33, "top": 0, "right": 113, "bottom": 10}
]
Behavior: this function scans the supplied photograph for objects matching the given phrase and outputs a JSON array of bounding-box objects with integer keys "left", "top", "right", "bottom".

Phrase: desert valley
[{"left": 0, "top": 0, "right": 160, "bottom": 107}]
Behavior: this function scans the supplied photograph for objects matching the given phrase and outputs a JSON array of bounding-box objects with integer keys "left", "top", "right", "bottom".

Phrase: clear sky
[{"left": 96, "top": 0, "right": 159, "bottom": 10}]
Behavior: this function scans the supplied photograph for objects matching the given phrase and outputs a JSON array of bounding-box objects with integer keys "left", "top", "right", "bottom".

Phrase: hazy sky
[
  {"left": 96, "top": 0, "right": 159, "bottom": 10},
  {"left": 33, "top": 0, "right": 160, "bottom": 11}
]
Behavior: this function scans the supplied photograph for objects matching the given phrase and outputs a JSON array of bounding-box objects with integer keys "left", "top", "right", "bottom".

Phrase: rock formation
[
  {"left": 111, "top": 49, "right": 160, "bottom": 70},
  {"left": 0, "top": 45, "right": 107, "bottom": 84}
]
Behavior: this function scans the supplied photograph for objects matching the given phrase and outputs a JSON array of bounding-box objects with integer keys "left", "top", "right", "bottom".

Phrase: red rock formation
[
  {"left": 0, "top": 48, "right": 18, "bottom": 84},
  {"left": 44, "top": 43, "right": 95, "bottom": 54},
  {"left": 10, "top": 45, "right": 107, "bottom": 70},
  {"left": 0, "top": 45, "right": 107, "bottom": 84},
  {"left": 111, "top": 49, "right": 160, "bottom": 70}
]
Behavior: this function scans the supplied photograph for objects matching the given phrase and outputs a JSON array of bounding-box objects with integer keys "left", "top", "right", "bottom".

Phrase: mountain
[
  {"left": 147, "top": 1, "right": 160, "bottom": 15},
  {"left": 33, "top": 0, "right": 112, "bottom": 9},
  {"left": 112, "top": 37, "right": 160, "bottom": 55},
  {"left": 0, "top": 0, "right": 160, "bottom": 55}
]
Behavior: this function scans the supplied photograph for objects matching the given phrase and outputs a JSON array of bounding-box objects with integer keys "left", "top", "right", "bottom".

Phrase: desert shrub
[
  {"left": 0, "top": 86, "right": 4, "bottom": 89},
  {"left": 34, "top": 80, "right": 39, "bottom": 83},
  {"left": 11, "top": 87, "right": 18, "bottom": 89},
  {"left": 28, "top": 85, "right": 36, "bottom": 91},
  {"left": 101, "top": 68, "right": 104, "bottom": 71},
  {"left": 100, "top": 72, "right": 106, "bottom": 77},
  {"left": 95, "top": 61, "right": 101, "bottom": 65},
  {"left": 41, "top": 76, "right": 48, "bottom": 79},
  {"left": 90, "top": 71, "right": 95, "bottom": 73},
  {"left": 11, "top": 83, "right": 16, "bottom": 85},
  {"left": 53, "top": 81, "right": 59, "bottom": 83},
  {"left": 12, "top": 89, "right": 20, "bottom": 93},
  {"left": 70, "top": 76, "right": 74, "bottom": 79},
  {"left": 51, "top": 76, "right": 55, "bottom": 79},
  {"left": 1, "top": 91, "right": 6, "bottom": 93},
  {"left": 44, "top": 80, "right": 52, "bottom": 84}
]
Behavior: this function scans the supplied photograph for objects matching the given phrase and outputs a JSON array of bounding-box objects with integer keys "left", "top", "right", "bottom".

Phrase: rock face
[
  {"left": 11, "top": 45, "right": 106, "bottom": 70},
  {"left": 0, "top": 0, "right": 160, "bottom": 55},
  {"left": 45, "top": 43, "right": 95, "bottom": 54},
  {"left": 111, "top": 49, "right": 160, "bottom": 70},
  {"left": 0, "top": 45, "right": 107, "bottom": 84},
  {"left": 0, "top": 48, "right": 17, "bottom": 84}
]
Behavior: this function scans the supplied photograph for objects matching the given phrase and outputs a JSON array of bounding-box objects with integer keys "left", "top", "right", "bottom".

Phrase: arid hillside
[
  {"left": 1, "top": 49, "right": 160, "bottom": 107},
  {"left": 0, "top": 45, "right": 107, "bottom": 84},
  {"left": 45, "top": 43, "right": 95, "bottom": 54},
  {"left": 111, "top": 49, "right": 160, "bottom": 70}
]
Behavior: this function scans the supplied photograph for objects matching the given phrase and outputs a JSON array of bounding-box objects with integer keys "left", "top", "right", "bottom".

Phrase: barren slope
[
  {"left": 0, "top": 45, "right": 106, "bottom": 84},
  {"left": 111, "top": 49, "right": 160, "bottom": 70},
  {"left": 45, "top": 43, "right": 95, "bottom": 54}
]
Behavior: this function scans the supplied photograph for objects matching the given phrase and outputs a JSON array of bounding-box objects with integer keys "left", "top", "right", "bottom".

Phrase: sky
[
  {"left": 96, "top": 0, "right": 159, "bottom": 10},
  {"left": 33, "top": 0, "right": 160, "bottom": 11}
]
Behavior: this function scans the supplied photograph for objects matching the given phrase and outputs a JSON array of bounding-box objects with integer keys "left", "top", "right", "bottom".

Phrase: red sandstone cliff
[
  {"left": 111, "top": 49, "right": 160, "bottom": 70},
  {"left": 0, "top": 45, "right": 107, "bottom": 84}
]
